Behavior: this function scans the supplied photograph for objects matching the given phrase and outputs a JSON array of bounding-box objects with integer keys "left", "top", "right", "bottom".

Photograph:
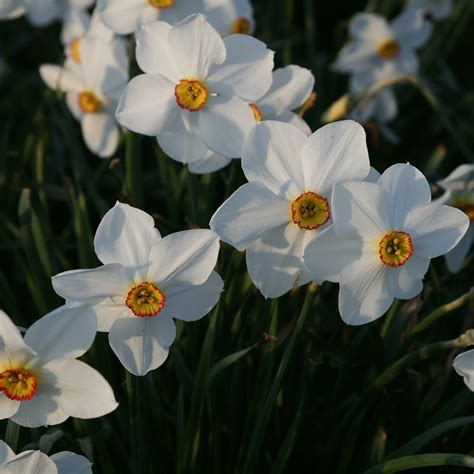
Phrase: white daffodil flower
[
  {"left": 97, "top": 0, "right": 206, "bottom": 35},
  {"left": 333, "top": 8, "right": 432, "bottom": 84},
  {"left": 210, "top": 120, "right": 370, "bottom": 298},
  {"left": 116, "top": 14, "right": 273, "bottom": 165},
  {"left": 304, "top": 163, "right": 469, "bottom": 326},
  {"left": 204, "top": 0, "right": 254, "bottom": 36},
  {"left": 453, "top": 349, "right": 474, "bottom": 391},
  {"left": 408, "top": 0, "right": 453, "bottom": 20},
  {"left": 436, "top": 164, "right": 474, "bottom": 273},
  {"left": 52, "top": 202, "right": 223, "bottom": 376},
  {"left": 189, "top": 65, "right": 315, "bottom": 174},
  {"left": 0, "top": 306, "right": 117, "bottom": 428},
  {"left": 0, "top": 440, "right": 92, "bottom": 474},
  {"left": 0, "top": 0, "right": 93, "bottom": 27},
  {"left": 39, "top": 34, "right": 128, "bottom": 158}
]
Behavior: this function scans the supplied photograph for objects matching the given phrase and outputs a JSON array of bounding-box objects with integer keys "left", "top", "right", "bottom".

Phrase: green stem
[
  {"left": 4, "top": 421, "right": 20, "bottom": 452},
  {"left": 380, "top": 299, "right": 400, "bottom": 340},
  {"left": 125, "top": 131, "right": 143, "bottom": 207},
  {"left": 126, "top": 371, "right": 144, "bottom": 474}
]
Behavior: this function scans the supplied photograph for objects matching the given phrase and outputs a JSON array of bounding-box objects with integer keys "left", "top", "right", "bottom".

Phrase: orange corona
[
  {"left": 78, "top": 91, "right": 101, "bottom": 113},
  {"left": 377, "top": 39, "right": 400, "bottom": 59},
  {"left": 174, "top": 79, "right": 208, "bottom": 112},
  {"left": 148, "top": 0, "right": 174, "bottom": 9},
  {"left": 126, "top": 281, "right": 166, "bottom": 317},
  {"left": 0, "top": 368, "right": 38, "bottom": 401}
]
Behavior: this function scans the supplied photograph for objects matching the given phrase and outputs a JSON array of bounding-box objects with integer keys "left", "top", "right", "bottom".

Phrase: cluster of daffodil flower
[{"left": 0, "top": 0, "right": 473, "bottom": 471}]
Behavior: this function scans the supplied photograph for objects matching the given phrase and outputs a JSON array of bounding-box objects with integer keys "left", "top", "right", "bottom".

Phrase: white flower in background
[
  {"left": 436, "top": 164, "right": 474, "bottom": 273},
  {"left": 0, "top": 440, "right": 92, "bottom": 474},
  {"left": 453, "top": 349, "right": 474, "bottom": 391},
  {"left": 116, "top": 14, "right": 273, "bottom": 165},
  {"left": 52, "top": 202, "right": 223, "bottom": 376},
  {"left": 189, "top": 65, "right": 315, "bottom": 174},
  {"left": 0, "top": 0, "right": 93, "bottom": 27},
  {"left": 204, "top": 0, "right": 254, "bottom": 36},
  {"left": 0, "top": 306, "right": 117, "bottom": 428},
  {"left": 210, "top": 120, "right": 370, "bottom": 298},
  {"left": 39, "top": 34, "right": 128, "bottom": 158},
  {"left": 333, "top": 8, "right": 432, "bottom": 84},
  {"left": 408, "top": 0, "right": 453, "bottom": 20},
  {"left": 97, "top": 0, "right": 206, "bottom": 35},
  {"left": 304, "top": 163, "right": 469, "bottom": 325}
]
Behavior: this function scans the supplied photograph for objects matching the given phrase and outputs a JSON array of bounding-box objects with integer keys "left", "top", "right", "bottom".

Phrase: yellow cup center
[
  {"left": 378, "top": 39, "right": 400, "bottom": 59},
  {"left": 232, "top": 17, "right": 251, "bottom": 34},
  {"left": 379, "top": 231, "right": 413, "bottom": 267},
  {"left": 78, "top": 91, "right": 101, "bottom": 113},
  {"left": 249, "top": 103, "right": 263, "bottom": 122},
  {"left": 0, "top": 368, "right": 38, "bottom": 401},
  {"left": 70, "top": 37, "right": 81, "bottom": 64},
  {"left": 148, "top": 0, "right": 174, "bottom": 9},
  {"left": 174, "top": 79, "right": 208, "bottom": 112},
  {"left": 126, "top": 281, "right": 166, "bottom": 317},
  {"left": 291, "top": 191, "right": 330, "bottom": 230}
]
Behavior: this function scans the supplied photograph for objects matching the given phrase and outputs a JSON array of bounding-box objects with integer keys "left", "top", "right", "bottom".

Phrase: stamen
[
  {"left": 174, "top": 79, "right": 208, "bottom": 112},
  {"left": 126, "top": 281, "right": 166, "bottom": 317},
  {"left": 379, "top": 231, "right": 413, "bottom": 267},
  {"left": 0, "top": 368, "right": 38, "bottom": 401},
  {"left": 291, "top": 191, "right": 330, "bottom": 230}
]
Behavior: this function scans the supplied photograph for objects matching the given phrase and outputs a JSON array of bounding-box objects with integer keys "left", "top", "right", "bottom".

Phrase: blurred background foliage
[{"left": 0, "top": 0, "right": 473, "bottom": 472}]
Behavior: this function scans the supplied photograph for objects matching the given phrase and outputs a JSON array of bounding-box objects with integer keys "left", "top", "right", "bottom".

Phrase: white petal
[
  {"left": 188, "top": 150, "right": 232, "bottom": 174},
  {"left": 39, "top": 64, "right": 83, "bottom": 93},
  {"left": 438, "top": 164, "right": 474, "bottom": 192},
  {"left": 66, "top": 92, "right": 83, "bottom": 121},
  {"left": 0, "top": 1, "right": 25, "bottom": 20},
  {"left": 0, "top": 440, "right": 15, "bottom": 466},
  {"left": 108, "top": 315, "right": 176, "bottom": 376},
  {"left": 445, "top": 224, "right": 473, "bottom": 273},
  {"left": 51, "top": 452, "right": 92, "bottom": 474},
  {"left": 208, "top": 34, "right": 273, "bottom": 101},
  {"left": 148, "top": 229, "right": 220, "bottom": 286},
  {"left": 0, "top": 310, "right": 31, "bottom": 354},
  {"left": 300, "top": 120, "right": 370, "bottom": 195},
  {"left": 24, "top": 304, "right": 96, "bottom": 365},
  {"left": 303, "top": 225, "right": 365, "bottom": 283},
  {"left": 115, "top": 74, "right": 178, "bottom": 137},
  {"left": 168, "top": 13, "right": 225, "bottom": 78},
  {"left": 165, "top": 272, "right": 223, "bottom": 321},
  {"left": 242, "top": 121, "right": 307, "bottom": 198},
  {"left": 81, "top": 112, "right": 119, "bottom": 158},
  {"left": 92, "top": 296, "right": 131, "bottom": 332},
  {"left": 210, "top": 182, "right": 288, "bottom": 251},
  {"left": 365, "top": 166, "right": 381, "bottom": 183},
  {"left": 0, "top": 395, "right": 20, "bottom": 421},
  {"left": 61, "top": 6, "right": 90, "bottom": 45},
  {"left": 349, "top": 13, "right": 392, "bottom": 41},
  {"left": 52, "top": 264, "right": 131, "bottom": 301},
  {"left": 199, "top": 93, "right": 254, "bottom": 158},
  {"left": 26, "top": 0, "right": 59, "bottom": 26},
  {"left": 94, "top": 201, "right": 161, "bottom": 266},
  {"left": 373, "top": 87, "right": 398, "bottom": 123},
  {"left": 246, "top": 223, "right": 307, "bottom": 298},
  {"left": 453, "top": 349, "right": 474, "bottom": 392},
  {"left": 394, "top": 47, "right": 419, "bottom": 75},
  {"left": 333, "top": 41, "right": 377, "bottom": 74},
  {"left": 99, "top": 0, "right": 155, "bottom": 35},
  {"left": 377, "top": 163, "right": 431, "bottom": 229},
  {"left": 392, "top": 8, "right": 433, "bottom": 49},
  {"left": 42, "top": 359, "right": 117, "bottom": 420},
  {"left": 266, "top": 110, "right": 312, "bottom": 135},
  {"left": 404, "top": 203, "right": 470, "bottom": 258},
  {"left": 332, "top": 181, "right": 390, "bottom": 238},
  {"left": 339, "top": 257, "right": 393, "bottom": 325},
  {"left": 259, "top": 65, "right": 314, "bottom": 113},
  {"left": 2, "top": 450, "right": 57, "bottom": 474},
  {"left": 387, "top": 254, "right": 429, "bottom": 299}
]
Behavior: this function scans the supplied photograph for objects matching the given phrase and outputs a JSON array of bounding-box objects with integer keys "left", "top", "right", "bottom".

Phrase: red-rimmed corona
[
  {"left": 0, "top": 368, "right": 38, "bottom": 401},
  {"left": 174, "top": 79, "right": 208, "bottom": 112},
  {"left": 148, "top": 0, "right": 174, "bottom": 9},
  {"left": 126, "top": 281, "right": 166, "bottom": 317},
  {"left": 379, "top": 230, "right": 413, "bottom": 267},
  {"left": 291, "top": 191, "right": 330, "bottom": 230}
]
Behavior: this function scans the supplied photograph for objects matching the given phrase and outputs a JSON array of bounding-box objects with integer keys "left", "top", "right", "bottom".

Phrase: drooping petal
[
  {"left": 39, "top": 64, "right": 84, "bottom": 93},
  {"left": 208, "top": 34, "right": 274, "bottom": 101},
  {"left": 386, "top": 254, "right": 429, "bottom": 299},
  {"left": 338, "top": 257, "right": 393, "bottom": 325},
  {"left": 165, "top": 272, "right": 223, "bottom": 321},
  {"left": 1, "top": 450, "right": 57, "bottom": 474},
  {"left": 246, "top": 223, "right": 307, "bottom": 298},
  {"left": 377, "top": 163, "right": 431, "bottom": 229},
  {"left": 210, "top": 182, "right": 289, "bottom": 251},
  {"left": 81, "top": 112, "right": 119, "bottom": 158},
  {"left": 51, "top": 452, "right": 92, "bottom": 474},
  {"left": 453, "top": 349, "right": 474, "bottom": 391},
  {"left": 404, "top": 203, "right": 469, "bottom": 258},
  {"left": 148, "top": 229, "right": 220, "bottom": 286},
  {"left": 444, "top": 224, "right": 474, "bottom": 273},
  {"left": 0, "top": 440, "right": 15, "bottom": 466},
  {"left": 300, "top": 120, "right": 370, "bottom": 195},
  {"left": 24, "top": 304, "right": 96, "bottom": 365},
  {"left": 94, "top": 201, "right": 161, "bottom": 267},
  {"left": 108, "top": 314, "right": 176, "bottom": 376},
  {"left": 0, "top": 395, "right": 20, "bottom": 421},
  {"left": 242, "top": 121, "right": 307, "bottom": 198}
]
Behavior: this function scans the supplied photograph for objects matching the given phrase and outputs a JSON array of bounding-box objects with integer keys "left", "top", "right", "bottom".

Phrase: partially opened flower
[
  {"left": 436, "top": 164, "right": 474, "bottom": 272},
  {"left": 210, "top": 120, "right": 370, "bottom": 298},
  {"left": 116, "top": 14, "right": 273, "bottom": 165},
  {"left": 189, "top": 65, "right": 315, "bottom": 174},
  {"left": 333, "top": 8, "right": 432, "bottom": 83},
  {"left": 40, "top": 34, "right": 128, "bottom": 158},
  {"left": 408, "top": 0, "right": 453, "bottom": 20},
  {"left": 204, "top": 0, "right": 254, "bottom": 36},
  {"left": 0, "top": 306, "right": 117, "bottom": 428},
  {"left": 52, "top": 202, "right": 223, "bottom": 376},
  {"left": 98, "top": 0, "right": 206, "bottom": 35},
  {"left": 0, "top": 440, "right": 92, "bottom": 474},
  {"left": 304, "top": 163, "right": 469, "bottom": 325},
  {"left": 453, "top": 349, "right": 474, "bottom": 391}
]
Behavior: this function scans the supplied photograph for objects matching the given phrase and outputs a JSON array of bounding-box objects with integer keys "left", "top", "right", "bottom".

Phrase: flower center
[
  {"left": 126, "top": 282, "right": 166, "bottom": 317},
  {"left": 175, "top": 79, "right": 208, "bottom": 112},
  {"left": 70, "top": 38, "right": 81, "bottom": 64},
  {"left": 0, "top": 368, "right": 38, "bottom": 401},
  {"left": 453, "top": 199, "right": 474, "bottom": 221},
  {"left": 78, "top": 91, "right": 101, "bottom": 113},
  {"left": 291, "top": 192, "right": 330, "bottom": 230},
  {"left": 249, "top": 103, "right": 263, "bottom": 122},
  {"left": 148, "top": 0, "right": 174, "bottom": 8},
  {"left": 378, "top": 39, "right": 400, "bottom": 59},
  {"left": 232, "top": 17, "right": 251, "bottom": 34},
  {"left": 379, "top": 231, "right": 413, "bottom": 267}
]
